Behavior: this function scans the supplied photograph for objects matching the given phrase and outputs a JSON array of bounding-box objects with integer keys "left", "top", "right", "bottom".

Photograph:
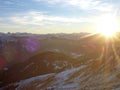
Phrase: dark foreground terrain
[{"left": 0, "top": 33, "right": 120, "bottom": 90}]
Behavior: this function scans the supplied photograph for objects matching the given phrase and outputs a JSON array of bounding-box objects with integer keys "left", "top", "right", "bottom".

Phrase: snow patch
[
  {"left": 56, "top": 65, "right": 87, "bottom": 81},
  {"left": 15, "top": 73, "right": 55, "bottom": 90},
  {"left": 71, "top": 53, "right": 83, "bottom": 58}
]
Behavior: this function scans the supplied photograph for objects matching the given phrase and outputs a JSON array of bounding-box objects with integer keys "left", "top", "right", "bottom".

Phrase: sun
[{"left": 96, "top": 14, "right": 119, "bottom": 37}]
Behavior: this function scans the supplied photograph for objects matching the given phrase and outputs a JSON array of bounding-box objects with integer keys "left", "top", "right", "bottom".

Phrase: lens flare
[{"left": 0, "top": 56, "right": 4, "bottom": 70}]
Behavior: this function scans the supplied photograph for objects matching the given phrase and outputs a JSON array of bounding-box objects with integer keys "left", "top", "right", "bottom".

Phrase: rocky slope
[{"left": 1, "top": 33, "right": 120, "bottom": 90}]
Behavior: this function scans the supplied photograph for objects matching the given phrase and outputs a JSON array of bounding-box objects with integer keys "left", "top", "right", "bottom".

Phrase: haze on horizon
[{"left": 0, "top": 0, "right": 120, "bottom": 34}]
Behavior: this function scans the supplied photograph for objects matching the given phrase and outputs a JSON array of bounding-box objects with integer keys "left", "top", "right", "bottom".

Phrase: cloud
[
  {"left": 8, "top": 11, "right": 91, "bottom": 26},
  {"left": 0, "top": 0, "right": 26, "bottom": 9},
  {"left": 34, "top": 0, "right": 115, "bottom": 12}
]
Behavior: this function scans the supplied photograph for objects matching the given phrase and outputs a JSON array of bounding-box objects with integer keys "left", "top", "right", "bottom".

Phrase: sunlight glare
[{"left": 96, "top": 14, "right": 119, "bottom": 37}]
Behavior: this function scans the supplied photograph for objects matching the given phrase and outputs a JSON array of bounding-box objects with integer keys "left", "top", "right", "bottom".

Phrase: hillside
[{"left": 1, "top": 33, "right": 120, "bottom": 90}]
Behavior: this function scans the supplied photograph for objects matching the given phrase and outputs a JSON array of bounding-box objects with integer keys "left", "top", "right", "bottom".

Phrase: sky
[{"left": 0, "top": 0, "right": 120, "bottom": 34}]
